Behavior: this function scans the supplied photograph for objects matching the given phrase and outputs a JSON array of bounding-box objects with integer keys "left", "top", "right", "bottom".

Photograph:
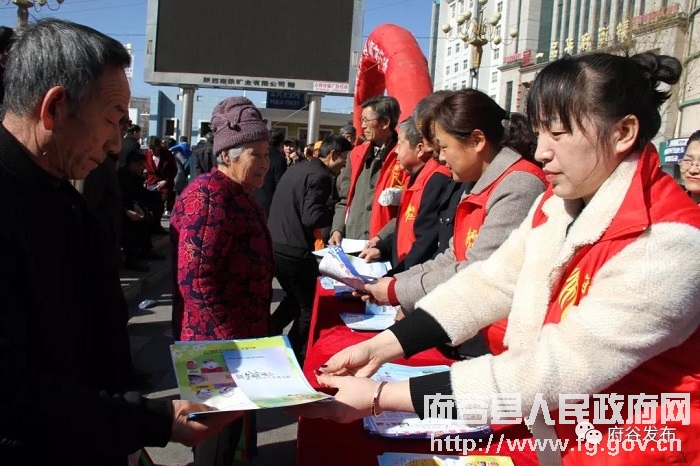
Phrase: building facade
[{"left": 434, "top": 0, "right": 698, "bottom": 176}]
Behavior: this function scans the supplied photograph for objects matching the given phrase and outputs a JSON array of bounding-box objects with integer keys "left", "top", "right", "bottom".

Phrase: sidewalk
[
  {"left": 120, "top": 230, "right": 171, "bottom": 303},
  {"left": 122, "top": 219, "right": 297, "bottom": 466}
]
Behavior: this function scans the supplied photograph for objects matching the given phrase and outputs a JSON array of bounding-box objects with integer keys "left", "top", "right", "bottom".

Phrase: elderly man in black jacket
[
  {"left": 268, "top": 135, "right": 352, "bottom": 362},
  {"left": 0, "top": 19, "right": 238, "bottom": 466}
]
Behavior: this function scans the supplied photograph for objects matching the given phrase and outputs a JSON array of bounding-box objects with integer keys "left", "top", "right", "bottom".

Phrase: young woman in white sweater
[{"left": 292, "top": 52, "right": 700, "bottom": 465}]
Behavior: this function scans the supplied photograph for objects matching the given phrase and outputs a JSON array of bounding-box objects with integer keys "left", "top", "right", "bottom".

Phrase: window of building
[
  {"left": 163, "top": 118, "right": 178, "bottom": 138},
  {"left": 461, "top": 80, "right": 467, "bottom": 89},
  {"left": 447, "top": 46, "right": 452, "bottom": 56},
  {"left": 446, "top": 65, "right": 450, "bottom": 76},
  {"left": 505, "top": 81, "right": 513, "bottom": 112},
  {"left": 454, "top": 63, "right": 459, "bottom": 73},
  {"left": 198, "top": 121, "right": 211, "bottom": 137},
  {"left": 463, "top": 58, "right": 469, "bottom": 70},
  {"left": 469, "top": 0, "right": 474, "bottom": 9},
  {"left": 455, "top": 42, "right": 460, "bottom": 53},
  {"left": 497, "top": 1, "right": 503, "bottom": 12},
  {"left": 453, "top": 83, "right": 458, "bottom": 90},
  {"left": 490, "top": 94, "right": 497, "bottom": 101},
  {"left": 450, "top": 3, "right": 455, "bottom": 18},
  {"left": 491, "top": 71, "right": 498, "bottom": 83},
  {"left": 493, "top": 47, "right": 500, "bottom": 60},
  {"left": 458, "top": 0, "right": 464, "bottom": 13}
]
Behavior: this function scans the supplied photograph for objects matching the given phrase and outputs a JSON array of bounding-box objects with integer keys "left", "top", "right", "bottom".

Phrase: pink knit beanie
[{"left": 210, "top": 96, "right": 270, "bottom": 155}]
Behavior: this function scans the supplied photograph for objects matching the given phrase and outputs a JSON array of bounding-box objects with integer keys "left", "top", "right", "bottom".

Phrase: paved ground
[{"left": 121, "top": 226, "right": 297, "bottom": 466}]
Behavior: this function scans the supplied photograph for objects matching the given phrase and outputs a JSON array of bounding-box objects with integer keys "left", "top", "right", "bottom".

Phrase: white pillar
[
  {"left": 609, "top": 0, "right": 619, "bottom": 42},
  {"left": 180, "top": 86, "right": 196, "bottom": 143},
  {"left": 551, "top": 0, "right": 561, "bottom": 57},
  {"left": 633, "top": 0, "right": 642, "bottom": 16},
  {"left": 622, "top": 0, "right": 631, "bottom": 21},
  {"left": 560, "top": 0, "right": 570, "bottom": 51},
  {"left": 569, "top": 0, "right": 579, "bottom": 51},
  {"left": 307, "top": 94, "right": 323, "bottom": 144},
  {"left": 588, "top": 0, "right": 598, "bottom": 36},
  {"left": 577, "top": 0, "right": 587, "bottom": 52}
]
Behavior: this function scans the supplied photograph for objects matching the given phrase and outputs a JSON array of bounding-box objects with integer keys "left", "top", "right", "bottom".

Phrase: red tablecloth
[{"left": 297, "top": 280, "right": 539, "bottom": 466}]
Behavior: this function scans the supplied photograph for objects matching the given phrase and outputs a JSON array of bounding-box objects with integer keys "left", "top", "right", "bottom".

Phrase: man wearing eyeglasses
[{"left": 329, "top": 95, "right": 408, "bottom": 246}]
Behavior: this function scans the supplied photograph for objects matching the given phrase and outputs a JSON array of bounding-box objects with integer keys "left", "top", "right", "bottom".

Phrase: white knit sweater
[{"left": 414, "top": 153, "right": 700, "bottom": 463}]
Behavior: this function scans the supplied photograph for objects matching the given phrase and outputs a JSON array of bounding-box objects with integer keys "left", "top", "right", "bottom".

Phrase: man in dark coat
[
  {"left": 0, "top": 18, "right": 238, "bottom": 466},
  {"left": 253, "top": 129, "right": 287, "bottom": 217},
  {"left": 268, "top": 135, "right": 352, "bottom": 361},
  {"left": 192, "top": 131, "right": 215, "bottom": 177},
  {"left": 118, "top": 123, "right": 142, "bottom": 167}
]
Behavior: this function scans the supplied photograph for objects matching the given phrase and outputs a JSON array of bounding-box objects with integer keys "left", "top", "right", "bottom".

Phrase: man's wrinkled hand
[{"left": 170, "top": 400, "right": 243, "bottom": 447}]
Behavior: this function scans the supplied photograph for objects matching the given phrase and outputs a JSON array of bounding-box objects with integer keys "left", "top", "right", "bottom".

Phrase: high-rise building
[{"left": 434, "top": 0, "right": 697, "bottom": 154}]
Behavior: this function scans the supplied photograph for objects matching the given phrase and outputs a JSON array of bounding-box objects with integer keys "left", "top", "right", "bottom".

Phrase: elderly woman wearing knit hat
[{"left": 170, "top": 96, "right": 273, "bottom": 465}]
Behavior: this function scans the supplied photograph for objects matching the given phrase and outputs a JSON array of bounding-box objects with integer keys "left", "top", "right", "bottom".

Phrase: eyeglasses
[
  {"left": 361, "top": 117, "right": 380, "bottom": 125},
  {"left": 678, "top": 159, "right": 700, "bottom": 171}
]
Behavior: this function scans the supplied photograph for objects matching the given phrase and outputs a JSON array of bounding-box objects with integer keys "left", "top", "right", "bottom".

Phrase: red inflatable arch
[{"left": 352, "top": 24, "right": 433, "bottom": 135}]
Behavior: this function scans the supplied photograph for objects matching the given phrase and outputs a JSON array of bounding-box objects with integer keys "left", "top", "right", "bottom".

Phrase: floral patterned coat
[{"left": 170, "top": 169, "right": 273, "bottom": 341}]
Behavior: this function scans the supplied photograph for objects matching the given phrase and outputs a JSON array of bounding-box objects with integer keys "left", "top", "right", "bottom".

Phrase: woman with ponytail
[{"left": 294, "top": 52, "right": 700, "bottom": 465}]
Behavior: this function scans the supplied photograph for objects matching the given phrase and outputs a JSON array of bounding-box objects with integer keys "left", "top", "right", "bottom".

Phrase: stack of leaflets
[
  {"left": 170, "top": 336, "right": 330, "bottom": 419},
  {"left": 340, "top": 301, "right": 400, "bottom": 332},
  {"left": 377, "top": 452, "right": 515, "bottom": 466},
  {"left": 312, "top": 238, "right": 368, "bottom": 257},
  {"left": 364, "top": 363, "right": 492, "bottom": 439},
  {"left": 318, "top": 246, "right": 390, "bottom": 293}
]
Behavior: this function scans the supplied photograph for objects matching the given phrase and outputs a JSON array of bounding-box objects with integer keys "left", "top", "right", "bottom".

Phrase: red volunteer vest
[
  {"left": 535, "top": 146, "right": 700, "bottom": 465},
  {"left": 450, "top": 158, "right": 545, "bottom": 356},
  {"left": 346, "top": 141, "right": 408, "bottom": 238},
  {"left": 452, "top": 159, "right": 545, "bottom": 261},
  {"left": 395, "top": 158, "right": 452, "bottom": 261}
]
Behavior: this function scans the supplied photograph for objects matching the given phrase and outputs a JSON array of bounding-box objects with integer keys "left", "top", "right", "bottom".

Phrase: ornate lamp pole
[
  {"left": 441, "top": 0, "right": 517, "bottom": 89},
  {"left": 3, "top": 0, "right": 65, "bottom": 27}
]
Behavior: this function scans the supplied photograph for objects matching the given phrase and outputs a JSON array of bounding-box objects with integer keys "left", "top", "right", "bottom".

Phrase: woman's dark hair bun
[{"left": 632, "top": 52, "right": 682, "bottom": 86}]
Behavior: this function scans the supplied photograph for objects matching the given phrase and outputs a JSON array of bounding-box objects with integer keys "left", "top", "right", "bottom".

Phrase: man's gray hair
[
  {"left": 3, "top": 18, "right": 131, "bottom": 116},
  {"left": 217, "top": 147, "right": 244, "bottom": 165},
  {"left": 398, "top": 117, "right": 422, "bottom": 148}
]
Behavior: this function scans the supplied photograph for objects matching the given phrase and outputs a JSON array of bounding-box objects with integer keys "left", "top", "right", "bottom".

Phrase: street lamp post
[
  {"left": 441, "top": 0, "right": 517, "bottom": 89},
  {"left": 3, "top": 0, "right": 65, "bottom": 28}
]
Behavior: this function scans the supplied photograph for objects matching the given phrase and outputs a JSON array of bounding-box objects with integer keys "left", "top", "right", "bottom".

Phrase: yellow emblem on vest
[
  {"left": 389, "top": 162, "right": 404, "bottom": 188},
  {"left": 404, "top": 204, "right": 416, "bottom": 222},
  {"left": 556, "top": 268, "right": 593, "bottom": 321},
  {"left": 465, "top": 228, "right": 479, "bottom": 251}
]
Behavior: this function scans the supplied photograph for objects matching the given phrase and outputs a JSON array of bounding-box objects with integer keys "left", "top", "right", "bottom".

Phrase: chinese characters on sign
[
  {"left": 616, "top": 20, "right": 631, "bottom": 42},
  {"left": 424, "top": 392, "right": 691, "bottom": 426},
  {"left": 549, "top": 41, "right": 559, "bottom": 61},
  {"left": 633, "top": 2, "right": 681, "bottom": 27},
  {"left": 580, "top": 32, "right": 593, "bottom": 52},
  {"left": 312, "top": 82, "right": 350, "bottom": 93},
  {"left": 564, "top": 37, "right": 575, "bottom": 54},
  {"left": 201, "top": 76, "right": 297, "bottom": 89},
  {"left": 598, "top": 26, "right": 609, "bottom": 47}
]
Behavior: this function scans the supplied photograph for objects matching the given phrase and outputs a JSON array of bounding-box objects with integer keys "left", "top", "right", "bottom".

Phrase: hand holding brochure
[
  {"left": 318, "top": 246, "right": 389, "bottom": 292},
  {"left": 364, "top": 363, "right": 492, "bottom": 438},
  {"left": 170, "top": 336, "right": 330, "bottom": 418}
]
